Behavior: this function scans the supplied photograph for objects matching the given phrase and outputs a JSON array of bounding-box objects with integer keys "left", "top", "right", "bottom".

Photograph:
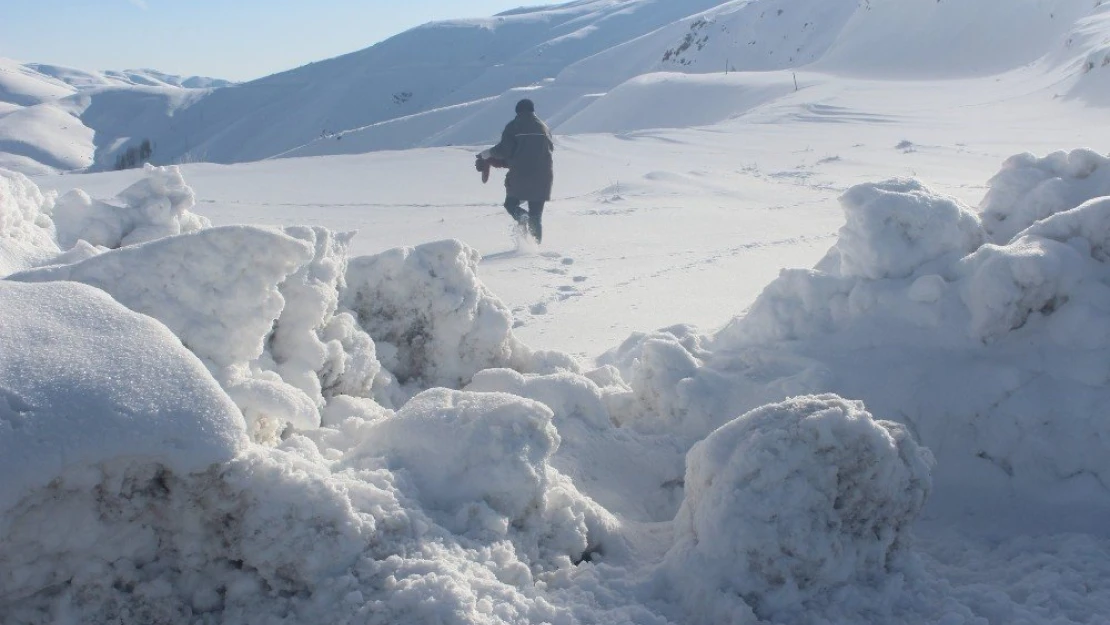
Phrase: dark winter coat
[{"left": 488, "top": 112, "right": 554, "bottom": 202}]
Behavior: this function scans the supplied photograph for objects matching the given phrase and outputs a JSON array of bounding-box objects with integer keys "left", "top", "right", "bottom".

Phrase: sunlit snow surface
[{"left": 5, "top": 0, "right": 1110, "bottom": 623}]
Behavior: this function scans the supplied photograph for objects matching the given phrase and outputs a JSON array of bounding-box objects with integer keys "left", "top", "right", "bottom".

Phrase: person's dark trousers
[{"left": 504, "top": 197, "right": 545, "bottom": 243}]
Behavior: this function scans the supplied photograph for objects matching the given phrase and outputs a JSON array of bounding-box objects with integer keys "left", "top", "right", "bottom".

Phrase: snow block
[
  {"left": 52, "top": 163, "right": 210, "bottom": 250},
  {"left": 959, "top": 237, "right": 1085, "bottom": 343},
  {"left": 836, "top": 178, "right": 985, "bottom": 280},
  {"left": 467, "top": 368, "right": 612, "bottom": 430},
  {"left": 10, "top": 225, "right": 313, "bottom": 368},
  {"left": 979, "top": 149, "right": 1110, "bottom": 244},
  {"left": 0, "top": 280, "right": 247, "bottom": 515},
  {"left": 0, "top": 168, "right": 59, "bottom": 276},
  {"left": 347, "top": 388, "right": 604, "bottom": 570},
  {"left": 343, "top": 239, "right": 523, "bottom": 390},
  {"left": 264, "top": 226, "right": 382, "bottom": 407},
  {"left": 665, "top": 394, "right": 933, "bottom": 622}
]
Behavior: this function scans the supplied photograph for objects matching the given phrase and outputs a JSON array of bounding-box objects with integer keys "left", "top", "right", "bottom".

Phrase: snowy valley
[{"left": 3, "top": 0, "right": 1110, "bottom": 623}]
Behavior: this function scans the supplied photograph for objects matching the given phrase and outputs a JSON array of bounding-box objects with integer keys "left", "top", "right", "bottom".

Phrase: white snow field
[{"left": 5, "top": 0, "right": 1110, "bottom": 623}]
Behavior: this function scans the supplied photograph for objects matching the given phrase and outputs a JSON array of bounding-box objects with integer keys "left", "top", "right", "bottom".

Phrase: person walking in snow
[{"left": 476, "top": 98, "right": 554, "bottom": 243}]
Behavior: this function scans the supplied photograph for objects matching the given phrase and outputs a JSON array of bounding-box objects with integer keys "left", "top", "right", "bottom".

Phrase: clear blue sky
[{"left": 1, "top": 0, "right": 554, "bottom": 82}]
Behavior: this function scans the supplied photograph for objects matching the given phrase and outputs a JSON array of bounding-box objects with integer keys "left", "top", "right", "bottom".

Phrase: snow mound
[
  {"left": 698, "top": 151, "right": 1110, "bottom": 530},
  {"left": 2, "top": 171, "right": 626, "bottom": 624},
  {"left": 0, "top": 168, "right": 59, "bottom": 276},
  {"left": 959, "top": 237, "right": 1085, "bottom": 344},
  {"left": 834, "top": 179, "right": 985, "bottom": 280},
  {"left": 343, "top": 239, "right": 525, "bottom": 392},
  {"left": 467, "top": 368, "right": 613, "bottom": 431},
  {"left": 0, "top": 429, "right": 609, "bottom": 625},
  {"left": 263, "top": 226, "right": 383, "bottom": 408},
  {"left": 7, "top": 225, "right": 328, "bottom": 441},
  {"left": 10, "top": 225, "right": 312, "bottom": 368},
  {"left": 0, "top": 280, "right": 247, "bottom": 515},
  {"left": 978, "top": 149, "right": 1110, "bottom": 244},
  {"left": 52, "top": 164, "right": 210, "bottom": 249},
  {"left": 665, "top": 395, "right": 933, "bottom": 623},
  {"left": 346, "top": 388, "right": 611, "bottom": 570},
  {"left": 1, "top": 444, "right": 378, "bottom": 624}
]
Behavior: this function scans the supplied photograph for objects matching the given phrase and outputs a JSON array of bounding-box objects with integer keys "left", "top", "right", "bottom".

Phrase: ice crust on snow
[{"left": 3, "top": 152, "right": 1110, "bottom": 623}]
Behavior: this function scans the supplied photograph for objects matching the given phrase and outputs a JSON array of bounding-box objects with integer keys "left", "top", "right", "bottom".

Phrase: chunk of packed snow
[
  {"left": 466, "top": 368, "right": 612, "bottom": 430},
  {"left": 222, "top": 368, "right": 322, "bottom": 444},
  {"left": 1018, "top": 195, "right": 1110, "bottom": 262},
  {"left": 0, "top": 280, "right": 247, "bottom": 514},
  {"left": 345, "top": 388, "right": 611, "bottom": 570},
  {"left": 0, "top": 168, "right": 59, "bottom": 276},
  {"left": 664, "top": 395, "right": 933, "bottom": 623},
  {"left": 343, "top": 239, "right": 525, "bottom": 390},
  {"left": 10, "top": 225, "right": 313, "bottom": 368},
  {"left": 978, "top": 149, "right": 1110, "bottom": 243},
  {"left": 467, "top": 366, "right": 690, "bottom": 523},
  {"left": 51, "top": 164, "right": 211, "bottom": 250},
  {"left": 7, "top": 225, "right": 328, "bottom": 442},
  {"left": 958, "top": 237, "right": 1085, "bottom": 343},
  {"left": 834, "top": 178, "right": 985, "bottom": 280},
  {"left": 262, "top": 227, "right": 383, "bottom": 408}
]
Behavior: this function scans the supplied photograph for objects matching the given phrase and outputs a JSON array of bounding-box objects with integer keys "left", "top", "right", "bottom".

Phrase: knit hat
[{"left": 515, "top": 98, "right": 535, "bottom": 114}]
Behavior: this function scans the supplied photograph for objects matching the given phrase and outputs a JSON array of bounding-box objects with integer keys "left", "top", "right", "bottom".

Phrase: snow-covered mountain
[
  {"left": 0, "top": 59, "right": 230, "bottom": 174},
  {"left": 5, "top": 0, "right": 1110, "bottom": 174}
]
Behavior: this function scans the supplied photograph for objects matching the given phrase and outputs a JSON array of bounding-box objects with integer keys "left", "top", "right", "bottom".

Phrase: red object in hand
[{"left": 476, "top": 155, "right": 508, "bottom": 183}]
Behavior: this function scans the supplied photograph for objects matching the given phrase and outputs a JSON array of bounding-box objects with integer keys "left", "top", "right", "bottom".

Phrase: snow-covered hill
[
  {"left": 7, "top": 0, "right": 1110, "bottom": 174},
  {"left": 217, "top": 0, "right": 1110, "bottom": 160},
  {"left": 290, "top": 0, "right": 1107, "bottom": 155},
  {"left": 0, "top": 59, "right": 229, "bottom": 174}
]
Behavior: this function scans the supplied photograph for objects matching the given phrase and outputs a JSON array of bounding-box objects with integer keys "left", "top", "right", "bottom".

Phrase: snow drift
[
  {"left": 0, "top": 166, "right": 617, "bottom": 624},
  {"left": 699, "top": 149, "right": 1110, "bottom": 529},
  {"left": 0, "top": 279, "right": 247, "bottom": 514},
  {"left": 3, "top": 150, "right": 1110, "bottom": 623}
]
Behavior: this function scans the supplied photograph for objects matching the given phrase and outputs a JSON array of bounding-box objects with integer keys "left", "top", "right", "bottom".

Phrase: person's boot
[{"left": 528, "top": 214, "right": 542, "bottom": 244}]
